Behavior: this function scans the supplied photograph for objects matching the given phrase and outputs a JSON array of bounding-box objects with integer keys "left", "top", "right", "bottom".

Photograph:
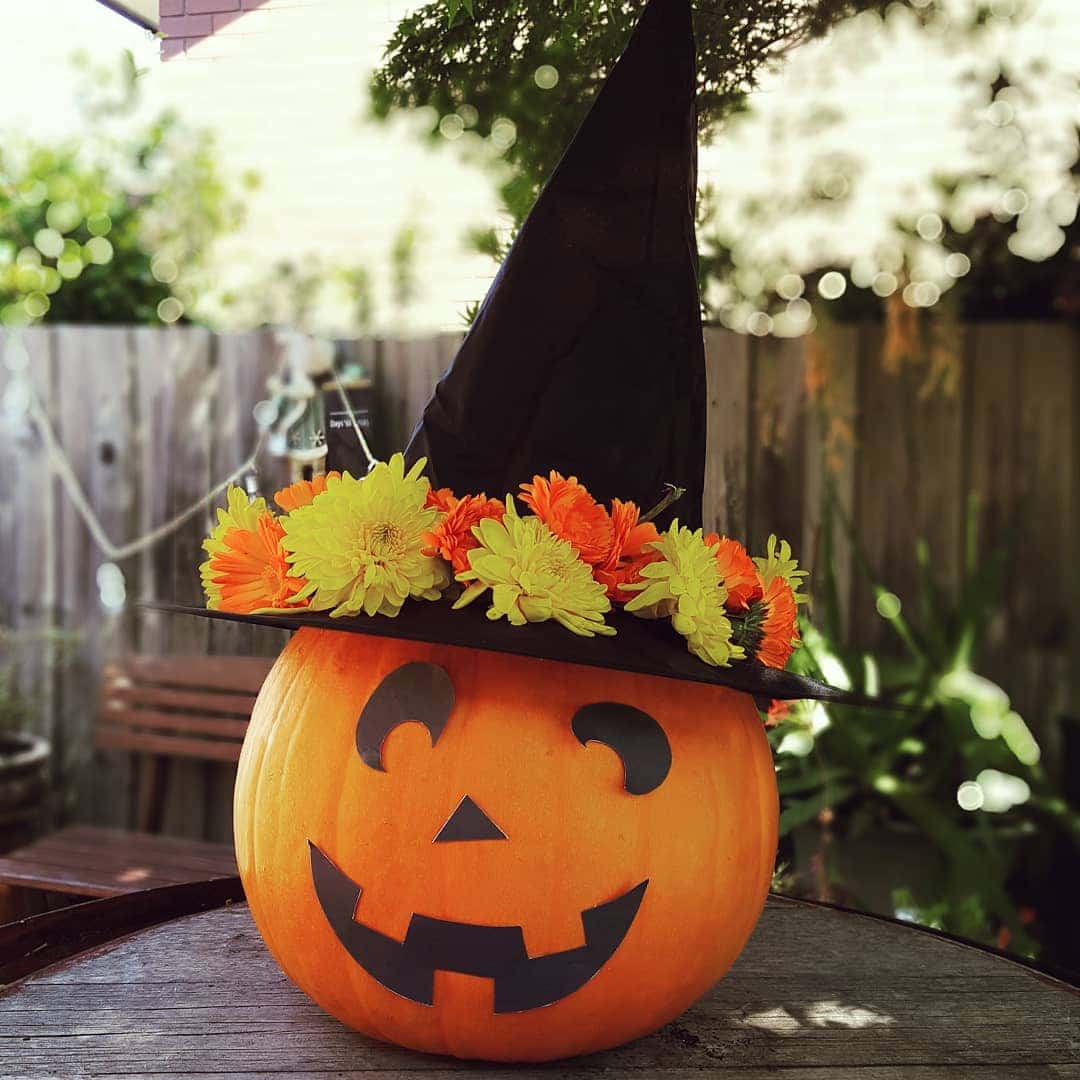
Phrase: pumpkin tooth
[{"left": 519, "top": 910, "right": 588, "bottom": 959}]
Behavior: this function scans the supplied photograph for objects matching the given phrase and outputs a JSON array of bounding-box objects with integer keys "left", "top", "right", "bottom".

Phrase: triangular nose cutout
[{"left": 433, "top": 795, "right": 507, "bottom": 843}]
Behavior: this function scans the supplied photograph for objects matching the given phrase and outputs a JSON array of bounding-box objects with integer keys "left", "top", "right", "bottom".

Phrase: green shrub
[{"left": 772, "top": 494, "right": 1079, "bottom": 958}]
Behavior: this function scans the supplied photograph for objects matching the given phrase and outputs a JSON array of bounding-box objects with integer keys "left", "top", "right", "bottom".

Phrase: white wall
[{"left": 1, "top": 0, "right": 504, "bottom": 335}]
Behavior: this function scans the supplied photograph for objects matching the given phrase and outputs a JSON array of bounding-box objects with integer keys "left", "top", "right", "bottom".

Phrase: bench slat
[
  {"left": 95, "top": 708, "right": 249, "bottom": 741},
  {"left": 112, "top": 656, "right": 273, "bottom": 695},
  {"left": 102, "top": 684, "right": 258, "bottom": 717},
  {"left": 95, "top": 727, "right": 242, "bottom": 763}
]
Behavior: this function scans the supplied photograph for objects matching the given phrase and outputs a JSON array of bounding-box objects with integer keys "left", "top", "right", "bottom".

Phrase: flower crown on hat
[{"left": 200, "top": 453, "right": 808, "bottom": 673}]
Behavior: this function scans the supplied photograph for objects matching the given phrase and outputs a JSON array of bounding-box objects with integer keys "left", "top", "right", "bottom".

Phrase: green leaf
[
  {"left": 778, "top": 786, "right": 853, "bottom": 836},
  {"left": 444, "top": 0, "right": 474, "bottom": 23},
  {"left": 777, "top": 767, "right": 851, "bottom": 796}
]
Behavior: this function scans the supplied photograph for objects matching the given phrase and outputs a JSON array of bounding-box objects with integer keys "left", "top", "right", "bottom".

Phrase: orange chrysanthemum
[
  {"left": 594, "top": 499, "right": 662, "bottom": 601},
  {"left": 425, "top": 486, "right": 459, "bottom": 514},
  {"left": 422, "top": 493, "right": 505, "bottom": 574},
  {"left": 704, "top": 533, "right": 762, "bottom": 612},
  {"left": 765, "top": 699, "right": 791, "bottom": 727},
  {"left": 519, "top": 471, "right": 614, "bottom": 565},
  {"left": 748, "top": 576, "right": 800, "bottom": 669},
  {"left": 274, "top": 472, "right": 341, "bottom": 513},
  {"left": 207, "top": 514, "right": 309, "bottom": 614}
]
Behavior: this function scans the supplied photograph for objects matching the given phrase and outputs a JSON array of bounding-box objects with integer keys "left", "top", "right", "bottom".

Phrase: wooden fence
[{"left": 0, "top": 322, "right": 1076, "bottom": 841}]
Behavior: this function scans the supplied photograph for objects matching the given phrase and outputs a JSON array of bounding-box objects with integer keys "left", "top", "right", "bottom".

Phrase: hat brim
[{"left": 147, "top": 602, "right": 875, "bottom": 706}]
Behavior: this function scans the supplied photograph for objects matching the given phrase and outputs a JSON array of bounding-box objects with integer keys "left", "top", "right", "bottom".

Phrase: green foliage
[
  {"left": 384, "top": 2, "right": 1078, "bottom": 329},
  {"left": 219, "top": 257, "right": 377, "bottom": 334},
  {"left": 442, "top": 0, "right": 475, "bottom": 21},
  {"left": 389, "top": 223, "right": 423, "bottom": 311},
  {"left": 0, "top": 50, "right": 250, "bottom": 327},
  {"left": 696, "top": 9, "right": 1080, "bottom": 328},
  {"left": 771, "top": 493, "right": 1080, "bottom": 957},
  {"left": 0, "top": 674, "right": 30, "bottom": 736},
  {"left": 372, "top": 0, "right": 922, "bottom": 236},
  {"left": 0, "top": 627, "right": 36, "bottom": 736},
  {"left": 1, "top": 144, "right": 162, "bottom": 325}
]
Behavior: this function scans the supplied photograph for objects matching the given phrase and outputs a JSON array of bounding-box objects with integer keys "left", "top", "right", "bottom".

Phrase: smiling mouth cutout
[{"left": 309, "top": 842, "right": 648, "bottom": 1014}]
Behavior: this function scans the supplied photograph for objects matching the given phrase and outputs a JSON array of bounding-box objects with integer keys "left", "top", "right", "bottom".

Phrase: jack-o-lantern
[
  {"left": 235, "top": 628, "right": 777, "bottom": 1061},
  {"left": 165, "top": 0, "right": 864, "bottom": 1063}
]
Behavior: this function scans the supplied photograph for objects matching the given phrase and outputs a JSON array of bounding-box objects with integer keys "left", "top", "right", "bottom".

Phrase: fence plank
[
  {"left": 702, "top": 327, "right": 750, "bottom": 538},
  {"left": 373, "top": 338, "right": 410, "bottom": 452},
  {"left": 129, "top": 326, "right": 177, "bottom": 833},
  {"left": 0, "top": 344, "right": 13, "bottom": 636},
  {"left": 172, "top": 328, "right": 217, "bottom": 843},
  {"left": 748, "top": 334, "right": 807, "bottom": 555},
  {"left": 50, "top": 327, "right": 117, "bottom": 824},
  {"left": 910, "top": 327, "right": 966, "bottom": 599},
  {"left": 965, "top": 321, "right": 1024, "bottom": 703},
  {"left": 133, "top": 326, "right": 174, "bottom": 660},
  {"left": 0, "top": 332, "right": 56, "bottom": 756},
  {"left": 851, "top": 322, "right": 898, "bottom": 648},
  {"left": 406, "top": 335, "right": 449, "bottom": 451},
  {"left": 202, "top": 330, "right": 287, "bottom": 659},
  {"left": 65, "top": 328, "right": 140, "bottom": 828},
  {"left": 849, "top": 322, "right": 966, "bottom": 649},
  {"left": 1072, "top": 323, "right": 1080, "bottom": 745},
  {"left": 1013, "top": 323, "right": 1075, "bottom": 640},
  {"left": 1009, "top": 323, "right": 1077, "bottom": 752},
  {"left": 967, "top": 323, "right": 1023, "bottom": 558},
  {"left": 152, "top": 329, "right": 216, "bottom": 841},
  {"left": 205, "top": 333, "right": 260, "bottom": 663},
  {"left": 803, "top": 324, "right": 858, "bottom": 637},
  {"left": 375, "top": 335, "right": 457, "bottom": 454}
]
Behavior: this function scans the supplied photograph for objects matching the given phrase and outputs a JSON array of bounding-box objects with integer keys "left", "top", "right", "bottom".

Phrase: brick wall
[{"left": 158, "top": 0, "right": 268, "bottom": 59}]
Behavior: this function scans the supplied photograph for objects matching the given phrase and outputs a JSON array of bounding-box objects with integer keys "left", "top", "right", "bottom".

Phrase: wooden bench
[{"left": 0, "top": 655, "right": 273, "bottom": 912}]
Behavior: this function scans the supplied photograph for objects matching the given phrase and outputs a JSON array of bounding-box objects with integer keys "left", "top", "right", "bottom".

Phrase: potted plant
[{"left": 0, "top": 671, "right": 51, "bottom": 854}]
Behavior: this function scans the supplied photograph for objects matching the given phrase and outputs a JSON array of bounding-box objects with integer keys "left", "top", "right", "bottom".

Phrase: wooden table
[{"left": 1, "top": 894, "right": 1077, "bottom": 1078}]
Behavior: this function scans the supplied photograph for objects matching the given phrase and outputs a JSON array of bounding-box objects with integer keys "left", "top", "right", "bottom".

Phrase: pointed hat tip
[{"left": 404, "top": 0, "right": 705, "bottom": 528}]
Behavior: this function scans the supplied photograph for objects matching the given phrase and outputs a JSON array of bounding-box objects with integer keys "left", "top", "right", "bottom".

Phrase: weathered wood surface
[
  {"left": 0, "top": 896, "right": 1076, "bottom": 1078},
  {"left": 0, "top": 323, "right": 1077, "bottom": 840}
]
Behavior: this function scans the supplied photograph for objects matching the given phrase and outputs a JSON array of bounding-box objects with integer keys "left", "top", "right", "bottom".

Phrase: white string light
[
  {"left": 4, "top": 329, "right": 378, "bottom": 563},
  {"left": 23, "top": 381, "right": 267, "bottom": 562},
  {"left": 4, "top": 330, "right": 267, "bottom": 563},
  {"left": 328, "top": 354, "right": 378, "bottom": 474}
]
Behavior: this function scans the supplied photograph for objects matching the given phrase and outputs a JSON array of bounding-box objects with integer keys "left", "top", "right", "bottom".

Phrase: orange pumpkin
[{"left": 235, "top": 626, "right": 778, "bottom": 1061}]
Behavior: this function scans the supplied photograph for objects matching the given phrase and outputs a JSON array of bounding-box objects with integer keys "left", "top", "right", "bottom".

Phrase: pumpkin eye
[
  {"left": 571, "top": 702, "right": 671, "bottom": 795},
  {"left": 356, "top": 663, "right": 455, "bottom": 771}
]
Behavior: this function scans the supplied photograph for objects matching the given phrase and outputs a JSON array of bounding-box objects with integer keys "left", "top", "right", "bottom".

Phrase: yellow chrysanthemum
[
  {"left": 453, "top": 497, "right": 615, "bottom": 637},
  {"left": 623, "top": 522, "right": 745, "bottom": 667},
  {"left": 754, "top": 534, "right": 809, "bottom": 604},
  {"left": 281, "top": 454, "right": 449, "bottom": 618},
  {"left": 200, "top": 486, "right": 270, "bottom": 608}
]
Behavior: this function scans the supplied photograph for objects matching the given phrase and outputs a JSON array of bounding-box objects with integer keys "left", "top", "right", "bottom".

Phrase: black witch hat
[
  {"left": 165, "top": 0, "right": 864, "bottom": 706},
  {"left": 404, "top": 0, "right": 705, "bottom": 528}
]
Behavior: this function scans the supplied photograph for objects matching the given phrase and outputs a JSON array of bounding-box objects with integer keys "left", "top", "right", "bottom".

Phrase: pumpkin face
[{"left": 235, "top": 627, "right": 778, "bottom": 1062}]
